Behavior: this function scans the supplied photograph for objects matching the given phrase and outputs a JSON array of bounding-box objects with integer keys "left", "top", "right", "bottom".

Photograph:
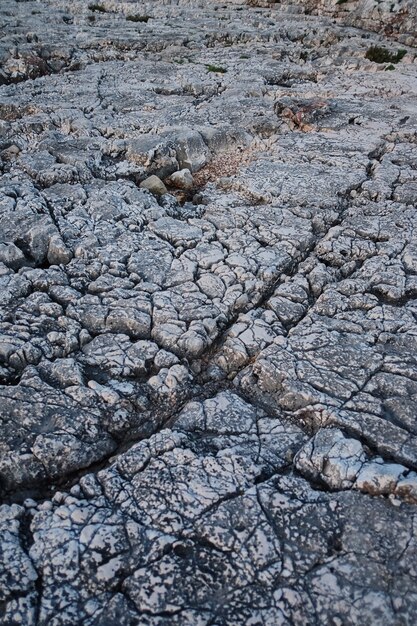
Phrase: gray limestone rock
[
  {"left": 1, "top": 0, "right": 417, "bottom": 623},
  {"left": 167, "top": 168, "right": 194, "bottom": 190},
  {"left": 139, "top": 175, "right": 168, "bottom": 196}
]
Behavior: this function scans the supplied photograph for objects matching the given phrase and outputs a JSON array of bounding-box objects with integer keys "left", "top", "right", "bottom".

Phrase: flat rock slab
[{"left": 1, "top": 0, "right": 417, "bottom": 624}]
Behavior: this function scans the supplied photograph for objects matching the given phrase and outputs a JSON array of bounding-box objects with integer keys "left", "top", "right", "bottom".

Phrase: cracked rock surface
[{"left": 1, "top": 0, "right": 417, "bottom": 623}]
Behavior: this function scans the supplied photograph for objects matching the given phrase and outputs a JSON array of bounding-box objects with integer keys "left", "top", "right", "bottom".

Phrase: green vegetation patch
[
  {"left": 206, "top": 64, "right": 227, "bottom": 73},
  {"left": 126, "top": 15, "right": 151, "bottom": 23},
  {"left": 365, "top": 46, "right": 406, "bottom": 64}
]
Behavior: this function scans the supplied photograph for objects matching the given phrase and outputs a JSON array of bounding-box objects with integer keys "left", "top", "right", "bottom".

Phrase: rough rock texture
[
  {"left": 1, "top": 0, "right": 417, "bottom": 623},
  {"left": 249, "top": 0, "right": 417, "bottom": 46}
]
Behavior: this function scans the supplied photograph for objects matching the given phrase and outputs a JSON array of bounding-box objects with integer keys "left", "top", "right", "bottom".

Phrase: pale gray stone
[
  {"left": 139, "top": 175, "right": 168, "bottom": 196},
  {"left": 1, "top": 0, "right": 417, "bottom": 623}
]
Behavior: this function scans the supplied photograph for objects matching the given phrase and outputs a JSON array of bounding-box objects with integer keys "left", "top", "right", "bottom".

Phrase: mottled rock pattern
[
  {"left": 1, "top": 0, "right": 417, "bottom": 624},
  {"left": 250, "top": 0, "right": 417, "bottom": 45}
]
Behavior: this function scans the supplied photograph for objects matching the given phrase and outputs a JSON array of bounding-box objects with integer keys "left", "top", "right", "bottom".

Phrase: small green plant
[
  {"left": 126, "top": 15, "right": 151, "bottom": 23},
  {"left": 240, "top": 54, "right": 249, "bottom": 59},
  {"left": 385, "top": 64, "right": 396, "bottom": 71},
  {"left": 206, "top": 64, "right": 227, "bottom": 73},
  {"left": 89, "top": 4, "right": 107, "bottom": 13},
  {"left": 336, "top": 0, "right": 349, "bottom": 5},
  {"left": 365, "top": 46, "right": 407, "bottom": 64}
]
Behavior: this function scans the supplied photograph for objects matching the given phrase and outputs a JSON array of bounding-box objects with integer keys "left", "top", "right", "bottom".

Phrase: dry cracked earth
[{"left": 1, "top": 0, "right": 417, "bottom": 624}]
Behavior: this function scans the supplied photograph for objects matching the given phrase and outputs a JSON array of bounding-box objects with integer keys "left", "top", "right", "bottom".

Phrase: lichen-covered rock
[{"left": 1, "top": 0, "right": 417, "bottom": 623}]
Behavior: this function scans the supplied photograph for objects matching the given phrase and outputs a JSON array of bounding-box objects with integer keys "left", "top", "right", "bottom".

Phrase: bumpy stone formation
[{"left": 1, "top": 0, "right": 417, "bottom": 624}]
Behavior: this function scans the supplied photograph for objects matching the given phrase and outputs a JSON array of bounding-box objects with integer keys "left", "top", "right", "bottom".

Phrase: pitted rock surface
[{"left": 1, "top": 0, "right": 417, "bottom": 624}]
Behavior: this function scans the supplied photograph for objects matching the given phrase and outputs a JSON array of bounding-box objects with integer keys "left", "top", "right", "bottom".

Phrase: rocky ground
[{"left": 1, "top": 0, "right": 417, "bottom": 624}]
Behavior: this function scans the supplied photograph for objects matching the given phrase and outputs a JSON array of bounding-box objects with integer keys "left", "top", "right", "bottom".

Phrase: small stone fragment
[
  {"left": 47, "top": 234, "right": 73, "bottom": 265},
  {"left": 139, "top": 175, "right": 168, "bottom": 196},
  {"left": 167, "top": 168, "right": 194, "bottom": 190}
]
